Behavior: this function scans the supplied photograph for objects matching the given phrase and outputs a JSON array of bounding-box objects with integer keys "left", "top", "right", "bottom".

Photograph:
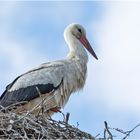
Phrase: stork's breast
[{"left": 14, "top": 91, "right": 61, "bottom": 115}]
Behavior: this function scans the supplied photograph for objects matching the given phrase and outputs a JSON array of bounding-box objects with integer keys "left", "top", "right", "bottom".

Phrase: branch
[{"left": 104, "top": 121, "right": 113, "bottom": 140}]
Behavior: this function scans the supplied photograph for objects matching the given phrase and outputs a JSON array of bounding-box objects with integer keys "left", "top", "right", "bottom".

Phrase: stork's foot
[{"left": 50, "top": 107, "right": 61, "bottom": 113}]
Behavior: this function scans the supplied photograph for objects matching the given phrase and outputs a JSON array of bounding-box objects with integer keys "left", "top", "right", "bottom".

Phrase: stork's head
[{"left": 64, "top": 23, "right": 98, "bottom": 60}]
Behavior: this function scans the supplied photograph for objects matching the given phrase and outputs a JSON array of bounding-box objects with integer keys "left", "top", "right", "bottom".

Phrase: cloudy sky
[{"left": 0, "top": 1, "right": 140, "bottom": 138}]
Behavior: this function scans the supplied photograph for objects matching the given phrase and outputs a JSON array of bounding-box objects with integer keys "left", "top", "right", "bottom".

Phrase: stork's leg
[
  {"left": 50, "top": 107, "right": 61, "bottom": 113},
  {"left": 43, "top": 107, "right": 61, "bottom": 118}
]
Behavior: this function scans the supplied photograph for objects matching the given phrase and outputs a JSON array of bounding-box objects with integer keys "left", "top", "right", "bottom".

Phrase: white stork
[{"left": 0, "top": 23, "right": 98, "bottom": 116}]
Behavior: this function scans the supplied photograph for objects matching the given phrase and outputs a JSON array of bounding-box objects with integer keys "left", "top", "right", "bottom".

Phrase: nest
[{"left": 0, "top": 106, "right": 95, "bottom": 139}]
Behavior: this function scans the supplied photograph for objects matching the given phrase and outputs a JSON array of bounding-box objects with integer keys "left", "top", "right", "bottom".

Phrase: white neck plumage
[{"left": 65, "top": 31, "right": 88, "bottom": 64}]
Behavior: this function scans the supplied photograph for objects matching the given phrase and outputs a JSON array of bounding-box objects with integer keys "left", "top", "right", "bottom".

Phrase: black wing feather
[
  {"left": 0, "top": 79, "right": 63, "bottom": 107},
  {"left": 0, "top": 75, "right": 22, "bottom": 100},
  {"left": 0, "top": 64, "right": 51, "bottom": 100}
]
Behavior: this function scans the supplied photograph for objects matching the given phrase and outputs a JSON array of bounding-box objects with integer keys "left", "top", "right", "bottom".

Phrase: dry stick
[
  {"left": 47, "top": 120, "right": 68, "bottom": 139},
  {"left": 110, "top": 123, "right": 140, "bottom": 139},
  {"left": 111, "top": 127, "right": 126, "bottom": 135},
  {"left": 48, "top": 118, "right": 75, "bottom": 138},
  {"left": 108, "top": 122, "right": 140, "bottom": 139},
  {"left": 122, "top": 123, "right": 140, "bottom": 140},
  {"left": 22, "top": 126, "right": 29, "bottom": 140},
  {"left": 94, "top": 133, "right": 100, "bottom": 138},
  {"left": 14, "top": 88, "right": 58, "bottom": 122},
  {"left": 35, "top": 87, "right": 46, "bottom": 115},
  {"left": 65, "top": 112, "right": 70, "bottom": 124},
  {"left": 4, "top": 87, "right": 63, "bottom": 125},
  {"left": 26, "top": 116, "right": 48, "bottom": 136},
  {"left": 10, "top": 110, "right": 47, "bottom": 138},
  {"left": 44, "top": 119, "right": 68, "bottom": 139},
  {"left": 36, "top": 87, "right": 65, "bottom": 120},
  {"left": 104, "top": 121, "right": 113, "bottom": 140}
]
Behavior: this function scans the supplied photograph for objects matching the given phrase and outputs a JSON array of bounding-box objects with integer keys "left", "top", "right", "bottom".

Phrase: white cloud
[
  {"left": 0, "top": 26, "right": 48, "bottom": 94},
  {"left": 88, "top": 2, "right": 140, "bottom": 114}
]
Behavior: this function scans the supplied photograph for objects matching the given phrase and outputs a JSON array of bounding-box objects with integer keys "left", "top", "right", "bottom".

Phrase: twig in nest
[
  {"left": 35, "top": 86, "right": 45, "bottom": 115},
  {"left": 104, "top": 121, "right": 113, "bottom": 140},
  {"left": 111, "top": 123, "right": 140, "bottom": 140},
  {"left": 65, "top": 112, "right": 70, "bottom": 124}
]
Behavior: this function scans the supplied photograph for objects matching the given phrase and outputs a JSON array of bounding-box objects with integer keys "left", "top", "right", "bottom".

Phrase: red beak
[{"left": 80, "top": 36, "right": 98, "bottom": 60}]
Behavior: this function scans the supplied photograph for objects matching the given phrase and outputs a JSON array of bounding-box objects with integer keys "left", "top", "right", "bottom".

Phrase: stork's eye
[{"left": 78, "top": 28, "right": 82, "bottom": 33}]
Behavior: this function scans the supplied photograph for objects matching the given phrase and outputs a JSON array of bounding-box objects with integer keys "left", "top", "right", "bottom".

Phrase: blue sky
[{"left": 0, "top": 1, "right": 140, "bottom": 139}]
